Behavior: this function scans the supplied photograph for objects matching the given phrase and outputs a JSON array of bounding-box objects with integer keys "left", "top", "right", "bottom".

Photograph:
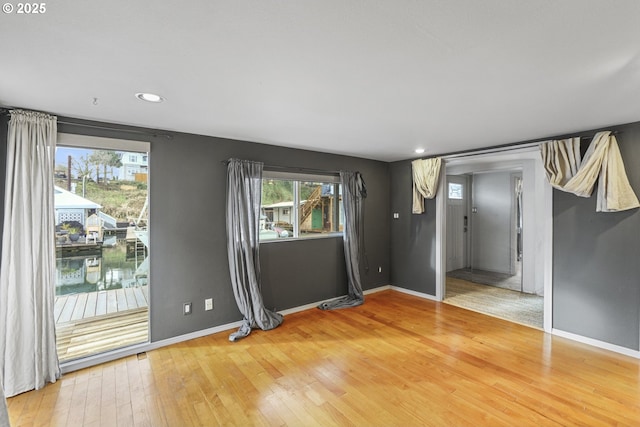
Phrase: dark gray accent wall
[
  {"left": 261, "top": 237, "right": 347, "bottom": 311},
  {"left": 389, "top": 160, "right": 437, "bottom": 295},
  {"left": 54, "top": 119, "right": 390, "bottom": 342},
  {"left": 552, "top": 123, "right": 640, "bottom": 350}
]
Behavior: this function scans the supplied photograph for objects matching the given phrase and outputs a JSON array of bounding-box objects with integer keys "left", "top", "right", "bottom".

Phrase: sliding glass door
[{"left": 53, "top": 135, "right": 150, "bottom": 362}]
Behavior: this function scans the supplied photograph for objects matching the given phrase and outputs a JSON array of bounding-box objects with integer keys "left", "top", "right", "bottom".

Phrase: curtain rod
[
  {"left": 221, "top": 159, "right": 341, "bottom": 176},
  {"left": 434, "top": 130, "right": 620, "bottom": 160},
  {"left": 57, "top": 120, "right": 173, "bottom": 139},
  {"left": 0, "top": 108, "right": 172, "bottom": 139}
]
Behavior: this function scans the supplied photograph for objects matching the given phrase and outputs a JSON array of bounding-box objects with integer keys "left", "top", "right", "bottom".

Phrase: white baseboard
[
  {"left": 390, "top": 285, "right": 439, "bottom": 301},
  {"left": 552, "top": 329, "right": 640, "bottom": 359},
  {"left": 364, "top": 284, "right": 392, "bottom": 295},
  {"left": 278, "top": 285, "right": 391, "bottom": 315}
]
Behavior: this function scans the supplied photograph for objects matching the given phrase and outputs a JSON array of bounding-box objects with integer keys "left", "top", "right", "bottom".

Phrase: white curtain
[
  {"left": 540, "top": 131, "right": 640, "bottom": 212},
  {"left": 0, "top": 385, "right": 8, "bottom": 427},
  {"left": 0, "top": 110, "right": 60, "bottom": 397},
  {"left": 540, "top": 137, "right": 581, "bottom": 189},
  {"left": 412, "top": 157, "right": 442, "bottom": 214}
]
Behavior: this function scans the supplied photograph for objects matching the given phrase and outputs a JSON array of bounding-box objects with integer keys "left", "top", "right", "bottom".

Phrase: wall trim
[
  {"left": 390, "top": 285, "right": 439, "bottom": 301},
  {"left": 552, "top": 329, "right": 640, "bottom": 359},
  {"left": 436, "top": 147, "right": 553, "bottom": 333},
  {"left": 364, "top": 285, "right": 392, "bottom": 295}
]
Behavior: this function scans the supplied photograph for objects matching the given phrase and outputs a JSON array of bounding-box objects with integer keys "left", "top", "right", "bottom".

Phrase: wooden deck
[{"left": 55, "top": 286, "right": 149, "bottom": 362}]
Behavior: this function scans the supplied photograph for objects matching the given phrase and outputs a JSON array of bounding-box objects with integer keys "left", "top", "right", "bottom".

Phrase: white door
[{"left": 446, "top": 175, "right": 468, "bottom": 272}]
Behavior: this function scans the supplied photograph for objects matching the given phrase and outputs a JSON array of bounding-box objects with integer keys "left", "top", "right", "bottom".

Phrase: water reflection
[{"left": 55, "top": 242, "right": 148, "bottom": 296}]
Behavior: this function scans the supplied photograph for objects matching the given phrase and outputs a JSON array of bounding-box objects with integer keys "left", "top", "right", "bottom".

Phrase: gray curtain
[
  {"left": 318, "top": 171, "right": 367, "bottom": 310},
  {"left": 226, "top": 159, "right": 283, "bottom": 341}
]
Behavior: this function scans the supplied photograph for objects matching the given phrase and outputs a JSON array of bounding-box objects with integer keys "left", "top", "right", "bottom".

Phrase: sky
[{"left": 55, "top": 147, "right": 92, "bottom": 167}]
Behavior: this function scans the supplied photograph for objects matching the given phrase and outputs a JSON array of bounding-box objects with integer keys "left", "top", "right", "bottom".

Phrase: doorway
[
  {"left": 54, "top": 133, "right": 150, "bottom": 363},
  {"left": 435, "top": 147, "right": 553, "bottom": 332}
]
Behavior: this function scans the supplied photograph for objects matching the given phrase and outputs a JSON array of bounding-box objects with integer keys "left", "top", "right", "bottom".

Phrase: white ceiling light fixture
[
  {"left": 135, "top": 92, "right": 164, "bottom": 103},
  {"left": 415, "top": 148, "right": 425, "bottom": 154}
]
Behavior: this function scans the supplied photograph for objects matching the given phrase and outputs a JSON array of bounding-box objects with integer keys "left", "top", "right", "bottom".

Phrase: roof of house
[
  {"left": 54, "top": 186, "right": 102, "bottom": 210},
  {"left": 262, "top": 201, "right": 294, "bottom": 209}
]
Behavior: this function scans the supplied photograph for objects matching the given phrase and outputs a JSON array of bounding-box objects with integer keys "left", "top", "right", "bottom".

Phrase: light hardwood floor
[{"left": 8, "top": 290, "right": 640, "bottom": 426}]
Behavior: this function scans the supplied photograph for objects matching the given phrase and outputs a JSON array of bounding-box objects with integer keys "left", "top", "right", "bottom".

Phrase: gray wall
[
  {"left": 53, "top": 119, "right": 390, "bottom": 342},
  {"left": 389, "top": 160, "right": 437, "bottom": 295},
  {"left": 552, "top": 123, "right": 640, "bottom": 350}
]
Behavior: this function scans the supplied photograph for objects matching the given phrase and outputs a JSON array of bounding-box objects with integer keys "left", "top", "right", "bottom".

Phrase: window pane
[
  {"left": 260, "top": 177, "right": 343, "bottom": 241},
  {"left": 448, "top": 182, "right": 463, "bottom": 199},
  {"left": 299, "top": 181, "right": 340, "bottom": 237},
  {"left": 261, "top": 179, "right": 293, "bottom": 240}
]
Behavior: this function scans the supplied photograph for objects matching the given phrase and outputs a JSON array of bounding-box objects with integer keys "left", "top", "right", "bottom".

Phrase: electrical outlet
[
  {"left": 378, "top": 266, "right": 382, "bottom": 273},
  {"left": 183, "top": 302, "right": 192, "bottom": 315},
  {"left": 205, "top": 298, "right": 213, "bottom": 311}
]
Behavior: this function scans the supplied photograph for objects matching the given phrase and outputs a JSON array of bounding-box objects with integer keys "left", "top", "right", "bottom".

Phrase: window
[
  {"left": 448, "top": 182, "right": 463, "bottom": 199},
  {"left": 260, "top": 171, "right": 343, "bottom": 241}
]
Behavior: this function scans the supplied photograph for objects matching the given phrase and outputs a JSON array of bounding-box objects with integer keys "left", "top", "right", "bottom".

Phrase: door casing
[{"left": 435, "top": 147, "right": 553, "bottom": 332}]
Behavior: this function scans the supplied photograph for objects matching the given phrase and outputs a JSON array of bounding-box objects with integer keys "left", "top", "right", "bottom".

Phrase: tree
[
  {"left": 262, "top": 180, "right": 293, "bottom": 205},
  {"left": 107, "top": 151, "right": 122, "bottom": 180},
  {"left": 89, "top": 150, "right": 121, "bottom": 184},
  {"left": 72, "top": 154, "right": 93, "bottom": 181}
]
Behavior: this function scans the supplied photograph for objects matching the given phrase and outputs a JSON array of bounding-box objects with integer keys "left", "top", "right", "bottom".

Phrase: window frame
[
  {"left": 260, "top": 170, "right": 343, "bottom": 243},
  {"left": 448, "top": 182, "right": 464, "bottom": 200}
]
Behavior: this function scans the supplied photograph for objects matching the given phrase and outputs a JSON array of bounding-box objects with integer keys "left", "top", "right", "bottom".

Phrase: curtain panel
[
  {"left": 412, "top": 158, "right": 442, "bottom": 214},
  {"left": 318, "top": 171, "right": 367, "bottom": 310},
  {"left": 225, "top": 159, "right": 283, "bottom": 341},
  {"left": 0, "top": 385, "right": 8, "bottom": 427},
  {"left": 540, "top": 131, "right": 640, "bottom": 212},
  {"left": 0, "top": 110, "right": 60, "bottom": 397}
]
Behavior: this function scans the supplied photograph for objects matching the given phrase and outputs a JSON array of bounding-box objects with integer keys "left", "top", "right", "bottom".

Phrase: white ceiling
[{"left": 1, "top": 1, "right": 639, "bottom": 162}]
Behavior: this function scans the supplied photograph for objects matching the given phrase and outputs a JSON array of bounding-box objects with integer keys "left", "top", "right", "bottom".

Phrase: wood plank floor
[
  {"left": 56, "top": 309, "right": 149, "bottom": 362},
  {"left": 55, "top": 286, "right": 149, "bottom": 362},
  {"left": 445, "top": 277, "right": 543, "bottom": 329},
  {"left": 8, "top": 290, "right": 640, "bottom": 426}
]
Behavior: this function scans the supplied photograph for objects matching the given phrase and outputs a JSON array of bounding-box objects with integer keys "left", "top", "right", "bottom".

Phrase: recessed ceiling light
[
  {"left": 135, "top": 92, "right": 164, "bottom": 103},
  {"left": 415, "top": 148, "right": 425, "bottom": 154}
]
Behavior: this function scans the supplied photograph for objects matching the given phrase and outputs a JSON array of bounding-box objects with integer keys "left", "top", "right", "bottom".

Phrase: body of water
[{"left": 55, "top": 242, "right": 147, "bottom": 296}]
